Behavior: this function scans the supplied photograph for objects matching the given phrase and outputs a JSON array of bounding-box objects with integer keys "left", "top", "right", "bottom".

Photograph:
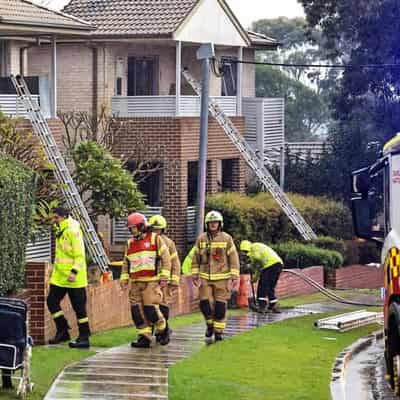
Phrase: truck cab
[{"left": 352, "top": 133, "right": 400, "bottom": 395}]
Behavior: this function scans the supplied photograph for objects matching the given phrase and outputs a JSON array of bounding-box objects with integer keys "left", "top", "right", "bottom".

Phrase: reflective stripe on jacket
[
  {"left": 121, "top": 232, "right": 171, "bottom": 282},
  {"left": 51, "top": 217, "right": 87, "bottom": 288},
  {"left": 248, "top": 243, "right": 283, "bottom": 270},
  {"left": 191, "top": 231, "right": 239, "bottom": 281}
]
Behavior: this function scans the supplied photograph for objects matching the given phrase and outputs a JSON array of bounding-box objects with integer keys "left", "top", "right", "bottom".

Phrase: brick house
[{"left": 24, "top": 0, "right": 282, "bottom": 255}]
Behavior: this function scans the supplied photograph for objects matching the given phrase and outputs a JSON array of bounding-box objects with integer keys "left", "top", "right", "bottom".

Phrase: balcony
[{"left": 111, "top": 96, "right": 237, "bottom": 118}]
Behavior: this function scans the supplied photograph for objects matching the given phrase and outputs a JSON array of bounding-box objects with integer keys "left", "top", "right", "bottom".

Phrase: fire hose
[{"left": 280, "top": 269, "right": 382, "bottom": 307}]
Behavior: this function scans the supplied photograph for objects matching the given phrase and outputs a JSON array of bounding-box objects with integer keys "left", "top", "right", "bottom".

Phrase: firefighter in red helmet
[{"left": 120, "top": 212, "right": 171, "bottom": 348}]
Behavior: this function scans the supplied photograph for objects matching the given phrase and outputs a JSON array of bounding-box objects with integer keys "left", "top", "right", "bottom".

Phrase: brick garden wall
[
  {"left": 326, "top": 265, "right": 384, "bottom": 289},
  {"left": 19, "top": 263, "right": 324, "bottom": 344}
]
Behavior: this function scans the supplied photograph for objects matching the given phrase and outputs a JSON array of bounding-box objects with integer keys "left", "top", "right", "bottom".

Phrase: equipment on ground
[
  {"left": 11, "top": 75, "right": 112, "bottom": 282},
  {"left": 315, "top": 310, "right": 383, "bottom": 332},
  {"left": 351, "top": 133, "right": 400, "bottom": 397},
  {"left": 0, "top": 298, "right": 33, "bottom": 398},
  {"left": 182, "top": 69, "right": 317, "bottom": 241}
]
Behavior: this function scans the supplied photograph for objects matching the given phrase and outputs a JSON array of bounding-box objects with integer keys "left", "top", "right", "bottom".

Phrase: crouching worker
[
  {"left": 47, "top": 206, "right": 90, "bottom": 348},
  {"left": 148, "top": 215, "right": 181, "bottom": 342},
  {"left": 120, "top": 213, "right": 171, "bottom": 348},
  {"left": 192, "top": 211, "right": 240, "bottom": 343},
  {"left": 240, "top": 240, "right": 283, "bottom": 313}
]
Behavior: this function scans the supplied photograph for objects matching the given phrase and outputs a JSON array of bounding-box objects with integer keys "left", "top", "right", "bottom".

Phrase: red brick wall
[
  {"left": 277, "top": 267, "right": 324, "bottom": 298},
  {"left": 326, "top": 265, "right": 384, "bottom": 289}
]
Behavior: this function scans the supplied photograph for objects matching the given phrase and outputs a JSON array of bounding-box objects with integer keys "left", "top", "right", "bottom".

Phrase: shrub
[
  {"left": 0, "top": 155, "right": 35, "bottom": 295},
  {"left": 206, "top": 192, "right": 353, "bottom": 244},
  {"left": 272, "top": 242, "right": 344, "bottom": 270},
  {"left": 310, "top": 236, "right": 346, "bottom": 257}
]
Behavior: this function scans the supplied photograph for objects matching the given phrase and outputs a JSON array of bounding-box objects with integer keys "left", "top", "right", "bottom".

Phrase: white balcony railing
[
  {"left": 112, "top": 207, "right": 163, "bottom": 244},
  {"left": 111, "top": 96, "right": 237, "bottom": 118},
  {"left": 0, "top": 95, "right": 40, "bottom": 118}
]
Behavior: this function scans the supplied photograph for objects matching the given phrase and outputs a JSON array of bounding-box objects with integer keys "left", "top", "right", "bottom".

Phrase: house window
[
  {"left": 126, "top": 160, "right": 163, "bottom": 206},
  {"left": 127, "top": 57, "right": 159, "bottom": 96},
  {"left": 221, "top": 56, "right": 237, "bottom": 96},
  {"left": 187, "top": 161, "right": 198, "bottom": 206},
  {"left": 221, "top": 159, "right": 234, "bottom": 191}
]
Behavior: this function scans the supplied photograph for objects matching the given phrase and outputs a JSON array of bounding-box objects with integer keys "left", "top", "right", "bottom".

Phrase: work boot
[
  {"left": 131, "top": 335, "right": 151, "bottom": 348},
  {"left": 270, "top": 303, "right": 282, "bottom": 314},
  {"left": 69, "top": 336, "right": 90, "bottom": 349},
  {"left": 258, "top": 300, "right": 268, "bottom": 314},
  {"left": 49, "top": 330, "right": 70, "bottom": 345},
  {"left": 156, "top": 323, "right": 172, "bottom": 344},
  {"left": 248, "top": 297, "right": 258, "bottom": 312},
  {"left": 157, "top": 326, "right": 171, "bottom": 346},
  {"left": 214, "top": 332, "right": 224, "bottom": 342},
  {"left": 2, "top": 371, "right": 12, "bottom": 389},
  {"left": 205, "top": 324, "right": 214, "bottom": 345}
]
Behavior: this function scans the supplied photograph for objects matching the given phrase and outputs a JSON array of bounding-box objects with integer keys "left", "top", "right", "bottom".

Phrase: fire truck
[{"left": 352, "top": 133, "right": 400, "bottom": 395}]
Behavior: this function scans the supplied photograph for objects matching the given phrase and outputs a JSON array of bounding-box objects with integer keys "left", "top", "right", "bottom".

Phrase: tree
[
  {"left": 256, "top": 65, "right": 327, "bottom": 140},
  {"left": 299, "top": 0, "right": 400, "bottom": 201},
  {"left": 0, "top": 113, "right": 62, "bottom": 230},
  {"left": 252, "top": 17, "right": 333, "bottom": 141},
  {"left": 71, "top": 141, "right": 145, "bottom": 220}
]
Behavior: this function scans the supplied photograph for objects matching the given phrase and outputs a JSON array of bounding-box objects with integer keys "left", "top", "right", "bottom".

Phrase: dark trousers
[
  {"left": 257, "top": 262, "right": 283, "bottom": 307},
  {"left": 47, "top": 284, "right": 90, "bottom": 338}
]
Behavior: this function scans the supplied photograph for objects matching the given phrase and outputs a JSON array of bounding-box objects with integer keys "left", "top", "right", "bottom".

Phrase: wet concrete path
[
  {"left": 343, "top": 336, "right": 396, "bottom": 400},
  {"left": 44, "top": 298, "right": 378, "bottom": 400}
]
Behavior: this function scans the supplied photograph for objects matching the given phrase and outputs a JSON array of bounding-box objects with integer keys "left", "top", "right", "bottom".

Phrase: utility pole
[{"left": 196, "top": 43, "right": 215, "bottom": 237}]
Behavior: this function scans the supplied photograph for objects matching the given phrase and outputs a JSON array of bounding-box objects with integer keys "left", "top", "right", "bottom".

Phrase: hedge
[
  {"left": 206, "top": 192, "right": 353, "bottom": 244},
  {"left": 0, "top": 155, "right": 35, "bottom": 295},
  {"left": 272, "top": 242, "right": 344, "bottom": 270}
]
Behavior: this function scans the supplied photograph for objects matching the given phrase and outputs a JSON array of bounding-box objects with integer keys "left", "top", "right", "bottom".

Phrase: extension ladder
[
  {"left": 11, "top": 75, "right": 112, "bottom": 281},
  {"left": 182, "top": 69, "right": 317, "bottom": 241}
]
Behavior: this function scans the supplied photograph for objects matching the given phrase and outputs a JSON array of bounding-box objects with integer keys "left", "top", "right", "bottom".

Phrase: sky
[{"left": 43, "top": 0, "right": 305, "bottom": 28}]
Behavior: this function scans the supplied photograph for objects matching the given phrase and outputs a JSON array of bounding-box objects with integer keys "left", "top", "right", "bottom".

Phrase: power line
[{"left": 234, "top": 59, "right": 400, "bottom": 69}]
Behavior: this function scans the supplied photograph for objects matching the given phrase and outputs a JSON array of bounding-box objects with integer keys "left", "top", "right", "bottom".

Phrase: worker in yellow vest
[
  {"left": 120, "top": 212, "right": 171, "bottom": 348},
  {"left": 192, "top": 211, "right": 240, "bottom": 343},
  {"left": 46, "top": 206, "right": 90, "bottom": 348},
  {"left": 240, "top": 240, "right": 283, "bottom": 313},
  {"left": 148, "top": 215, "right": 180, "bottom": 342}
]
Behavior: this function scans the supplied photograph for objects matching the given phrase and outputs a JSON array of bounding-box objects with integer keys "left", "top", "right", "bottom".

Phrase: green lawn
[{"left": 169, "top": 313, "right": 380, "bottom": 400}]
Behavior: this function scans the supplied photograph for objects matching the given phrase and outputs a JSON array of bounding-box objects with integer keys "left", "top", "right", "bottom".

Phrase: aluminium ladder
[
  {"left": 11, "top": 75, "right": 112, "bottom": 281},
  {"left": 182, "top": 69, "right": 317, "bottom": 241}
]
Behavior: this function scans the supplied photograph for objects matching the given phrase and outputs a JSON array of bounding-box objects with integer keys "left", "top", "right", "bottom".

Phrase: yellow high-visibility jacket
[
  {"left": 51, "top": 217, "right": 87, "bottom": 288},
  {"left": 247, "top": 242, "right": 283, "bottom": 281},
  {"left": 182, "top": 246, "right": 196, "bottom": 275},
  {"left": 192, "top": 231, "right": 240, "bottom": 281}
]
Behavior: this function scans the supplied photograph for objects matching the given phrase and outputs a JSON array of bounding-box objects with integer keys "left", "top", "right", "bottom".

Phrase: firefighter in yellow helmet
[
  {"left": 148, "top": 215, "right": 180, "bottom": 342},
  {"left": 240, "top": 240, "right": 283, "bottom": 313},
  {"left": 192, "top": 211, "right": 240, "bottom": 343},
  {"left": 120, "top": 212, "right": 172, "bottom": 348},
  {"left": 46, "top": 206, "right": 90, "bottom": 349}
]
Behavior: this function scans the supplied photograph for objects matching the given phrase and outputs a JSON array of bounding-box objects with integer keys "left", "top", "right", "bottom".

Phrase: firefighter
[
  {"left": 148, "top": 215, "right": 180, "bottom": 342},
  {"left": 192, "top": 211, "right": 240, "bottom": 343},
  {"left": 240, "top": 240, "right": 283, "bottom": 313},
  {"left": 120, "top": 212, "right": 171, "bottom": 348},
  {"left": 46, "top": 206, "right": 90, "bottom": 349}
]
